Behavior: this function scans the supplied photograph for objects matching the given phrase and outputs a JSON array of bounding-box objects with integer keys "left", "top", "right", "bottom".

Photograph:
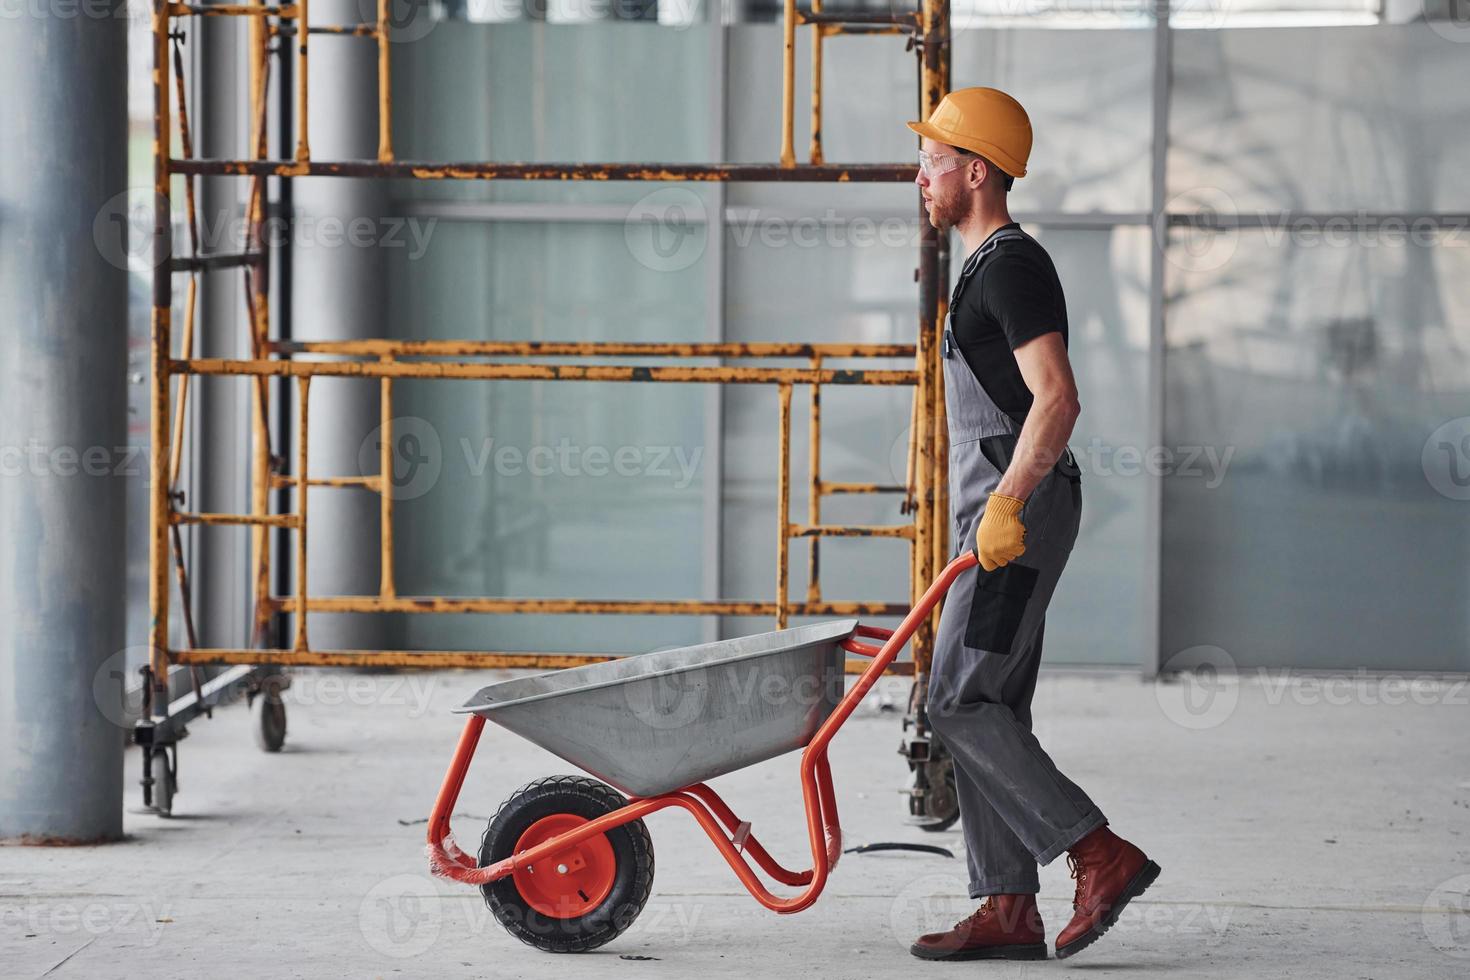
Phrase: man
[{"left": 904, "top": 88, "right": 1160, "bottom": 962}]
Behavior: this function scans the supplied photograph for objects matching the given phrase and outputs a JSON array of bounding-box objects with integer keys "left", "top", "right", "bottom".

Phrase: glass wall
[
  {"left": 386, "top": 25, "right": 717, "bottom": 654},
  {"left": 167, "top": 17, "right": 1459, "bottom": 671},
  {"left": 1161, "top": 26, "right": 1470, "bottom": 671}
]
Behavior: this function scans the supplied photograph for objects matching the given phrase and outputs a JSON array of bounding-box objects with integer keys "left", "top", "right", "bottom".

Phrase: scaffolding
[{"left": 143, "top": 0, "right": 954, "bottom": 811}]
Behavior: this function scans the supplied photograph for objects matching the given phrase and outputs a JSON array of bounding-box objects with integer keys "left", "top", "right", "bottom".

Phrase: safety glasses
[{"left": 917, "top": 149, "right": 966, "bottom": 179}]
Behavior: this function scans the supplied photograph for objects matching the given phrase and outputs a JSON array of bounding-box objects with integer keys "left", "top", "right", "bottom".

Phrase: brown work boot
[
  {"left": 910, "top": 893, "right": 1047, "bottom": 961},
  {"left": 1055, "top": 824, "right": 1161, "bottom": 959}
]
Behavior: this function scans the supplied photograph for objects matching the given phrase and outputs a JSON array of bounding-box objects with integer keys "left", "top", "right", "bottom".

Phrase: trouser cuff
[
  {"left": 1034, "top": 807, "right": 1108, "bottom": 866},
  {"left": 968, "top": 873, "right": 1041, "bottom": 899}
]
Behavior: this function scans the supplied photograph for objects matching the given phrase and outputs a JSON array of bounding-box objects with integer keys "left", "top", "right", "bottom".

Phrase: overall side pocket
[{"left": 963, "top": 562, "right": 1041, "bottom": 655}]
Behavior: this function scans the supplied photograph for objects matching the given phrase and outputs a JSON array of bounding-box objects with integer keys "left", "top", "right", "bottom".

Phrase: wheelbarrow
[{"left": 425, "top": 549, "right": 980, "bottom": 952}]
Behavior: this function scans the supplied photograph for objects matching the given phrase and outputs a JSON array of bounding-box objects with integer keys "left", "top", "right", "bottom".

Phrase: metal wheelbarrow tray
[
  {"left": 426, "top": 551, "right": 981, "bottom": 953},
  {"left": 452, "top": 619, "right": 858, "bottom": 797}
]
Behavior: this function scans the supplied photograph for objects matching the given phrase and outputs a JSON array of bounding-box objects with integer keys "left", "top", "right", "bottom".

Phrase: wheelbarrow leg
[
  {"left": 814, "top": 753, "right": 842, "bottom": 868},
  {"left": 426, "top": 714, "right": 487, "bottom": 872}
]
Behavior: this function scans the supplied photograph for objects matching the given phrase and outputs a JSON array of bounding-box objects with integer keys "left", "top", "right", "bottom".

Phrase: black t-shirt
[{"left": 950, "top": 223, "right": 1068, "bottom": 421}]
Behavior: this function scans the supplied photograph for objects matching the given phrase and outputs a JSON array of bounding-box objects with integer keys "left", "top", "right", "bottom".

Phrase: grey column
[
  {"left": 292, "top": 0, "right": 387, "bottom": 650},
  {"left": 0, "top": 4, "right": 128, "bottom": 841}
]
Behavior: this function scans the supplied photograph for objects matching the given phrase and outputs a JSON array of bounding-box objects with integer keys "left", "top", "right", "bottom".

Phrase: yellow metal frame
[{"left": 148, "top": 1, "right": 951, "bottom": 694}]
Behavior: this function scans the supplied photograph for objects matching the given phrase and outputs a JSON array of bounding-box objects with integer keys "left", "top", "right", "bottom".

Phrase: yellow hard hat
[{"left": 907, "top": 87, "right": 1032, "bottom": 179}]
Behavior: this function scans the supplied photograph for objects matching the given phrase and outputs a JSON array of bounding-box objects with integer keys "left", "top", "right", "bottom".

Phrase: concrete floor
[{"left": 3, "top": 668, "right": 1468, "bottom": 979}]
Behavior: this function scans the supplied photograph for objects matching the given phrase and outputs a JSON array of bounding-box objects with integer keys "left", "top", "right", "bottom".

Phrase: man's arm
[
  {"left": 972, "top": 330, "right": 1078, "bottom": 570},
  {"left": 993, "top": 331, "right": 1080, "bottom": 500}
]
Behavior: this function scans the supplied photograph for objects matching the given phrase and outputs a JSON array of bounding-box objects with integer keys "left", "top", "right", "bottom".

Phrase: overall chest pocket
[{"left": 964, "top": 562, "right": 1041, "bottom": 655}]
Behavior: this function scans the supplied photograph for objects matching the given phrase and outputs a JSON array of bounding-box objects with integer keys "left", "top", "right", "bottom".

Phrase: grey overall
[{"left": 928, "top": 229, "right": 1106, "bottom": 899}]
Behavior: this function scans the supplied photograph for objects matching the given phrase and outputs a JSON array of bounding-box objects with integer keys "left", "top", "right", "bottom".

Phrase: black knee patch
[{"left": 964, "top": 563, "right": 1040, "bottom": 654}]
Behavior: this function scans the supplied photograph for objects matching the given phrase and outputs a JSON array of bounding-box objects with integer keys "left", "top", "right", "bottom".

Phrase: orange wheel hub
[{"left": 511, "top": 814, "right": 617, "bottom": 919}]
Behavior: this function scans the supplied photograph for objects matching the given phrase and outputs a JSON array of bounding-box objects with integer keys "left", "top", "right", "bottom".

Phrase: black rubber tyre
[
  {"left": 479, "top": 775, "right": 654, "bottom": 953},
  {"left": 915, "top": 756, "right": 961, "bottom": 832},
  {"left": 151, "top": 748, "right": 175, "bottom": 816},
  {"left": 253, "top": 694, "right": 287, "bottom": 753}
]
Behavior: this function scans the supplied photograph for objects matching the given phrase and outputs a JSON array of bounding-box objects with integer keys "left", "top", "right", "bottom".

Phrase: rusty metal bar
[
  {"left": 789, "top": 524, "right": 915, "bottom": 539},
  {"left": 177, "top": 649, "right": 622, "bottom": 669},
  {"left": 270, "top": 474, "right": 379, "bottom": 490},
  {"left": 167, "top": 36, "right": 200, "bottom": 491},
  {"left": 270, "top": 339, "right": 916, "bottom": 359},
  {"left": 781, "top": 0, "right": 797, "bottom": 167},
  {"left": 817, "top": 23, "right": 912, "bottom": 37},
  {"left": 175, "top": 359, "right": 916, "bottom": 385},
  {"left": 798, "top": 9, "right": 921, "bottom": 26},
  {"left": 809, "top": 0, "right": 824, "bottom": 165},
  {"left": 295, "top": 0, "right": 310, "bottom": 162},
  {"left": 776, "top": 383, "right": 793, "bottom": 628},
  {"left": 171, "top": 35, "right": 199, "bottom": 259},
  {"left": 169, "top": 251, "right": 263, "bottom": 273},
  {"left": 148, "top": 0, "right": 173, "bottom": 712},
  {"left": 903, "top": 387, "right": 918, "bottom": 514},
  {"left": 172, "top": 512, "right": 302, "bottom": 528},
  {"left": 245, "top": 6, "right": 274, "bottom": 648},
  {"left": 818, "top": 481, "right": 907, "bottom": 495},
  {"left": 171, "top": 647, "right": 915, "bottom": 675},
  {"left": 169, "top": 3, "right": 299, "bottom": 15},
  {"left": 806, "top": 357, "right": 821, "bottom": 604},
  {"left": 167, "top": 283, "right": 197, "bottom": 496},
  {"left": 376, "top": 0, "right": 393, "bottom": 161},
  {"left": 272, "top": 22, "right": 377, "bottom": 36},
  {"left": 170, "top": 160, "right": 914, "bottom": 182},
  {"left": 379, "top": 357, "right": 396, "bottom": 598},
  {"left": 294, "top": 376, "right": 310, "bottom": 651},
  {"left": 910, "top": 0, "right": 947, "bottom": 672},
  {"left": 270, "top": 596, "right": 910, "bottom": 616},
  {"left": 929, "top": 0, "right": 953, "bottom": 626}
]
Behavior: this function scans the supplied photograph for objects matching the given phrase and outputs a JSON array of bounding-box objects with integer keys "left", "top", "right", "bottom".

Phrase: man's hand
[{"left": 974, "top": 493, "right": 1026, "bottom": 571}]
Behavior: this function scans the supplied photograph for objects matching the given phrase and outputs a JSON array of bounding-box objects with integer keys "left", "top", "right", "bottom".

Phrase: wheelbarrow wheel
[{"left": 479, "top": 775, "right": 654, "bottom": 953}]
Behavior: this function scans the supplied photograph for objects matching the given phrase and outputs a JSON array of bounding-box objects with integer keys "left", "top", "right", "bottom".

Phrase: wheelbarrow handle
[
  {"left": 807, "top": 548, "right": 978, "bottom": 754},
  {"left": 838, "top": 550, "right": 979, "bottom": 658}
]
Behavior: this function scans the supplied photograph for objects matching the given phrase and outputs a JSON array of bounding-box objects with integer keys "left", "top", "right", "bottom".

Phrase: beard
[{"left": 925, "top": 184, "right": 973, "bottom": 231}]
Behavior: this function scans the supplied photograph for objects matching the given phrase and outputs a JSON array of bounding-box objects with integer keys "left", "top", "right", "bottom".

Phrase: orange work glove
[{"left": 974, "top": 493, "right": 1027, "bottom": 571}]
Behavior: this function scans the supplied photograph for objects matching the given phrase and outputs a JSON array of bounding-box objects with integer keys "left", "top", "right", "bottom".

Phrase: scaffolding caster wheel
[
  {"left": 150, "top": 747, "right": 176, "bottom": 817},
  {"left": 913, "top": 755, "right": 960, "bottom": 832},
  {"left": 254, "top": 692, "right": 287, "bottom": 753}
]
